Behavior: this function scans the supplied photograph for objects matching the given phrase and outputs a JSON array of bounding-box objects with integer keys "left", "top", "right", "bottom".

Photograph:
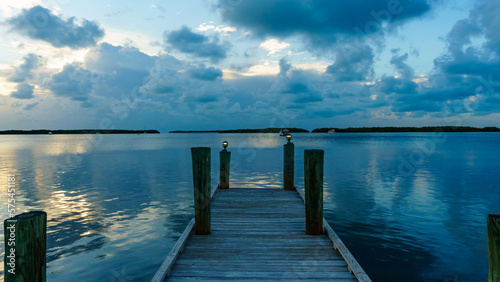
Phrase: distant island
[
  {"left": 0, "top": 129, "right": 160, "bottom": 135},
  {"left": 170, "top": 128, "right": 309, "bottom": 133},
  {"left": 312, "top": 126, "right": 500, "bottom": 133},
  {"left": 170, "top": 126, "right": 500, "bottom": 134}
]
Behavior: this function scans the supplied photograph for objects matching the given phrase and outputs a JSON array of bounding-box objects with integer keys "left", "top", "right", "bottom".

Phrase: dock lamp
[
  {"left": 222, "top": 141, "right": 228, "bottom": 151},
  {"left": 286, "top": 134, "right": 292, "bottom": 143}
]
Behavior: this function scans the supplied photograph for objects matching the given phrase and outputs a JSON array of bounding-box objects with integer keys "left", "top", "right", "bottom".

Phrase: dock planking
[{"left": 153, "top": 188, "right": 370, "bottom": 281}]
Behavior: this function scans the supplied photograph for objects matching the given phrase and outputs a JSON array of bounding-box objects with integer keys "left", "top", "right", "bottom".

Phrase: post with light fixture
[
  {"left": 4, "top": 211, "right": 47, "bottom": 282},
  {"left": 488, "top": 214, "right": 500, "bottom": 282},
  {"left": 191, "top": 147, "right": 211, "bottom": 235},
  {"left": 304, "top": 149, "right": 324, "bottom": 235},
  {"left": 219, "top": 141, "right": 231, "bottom": 189},
  {"left": 283, "top": 134, "right": 295, "bottom": 191}
]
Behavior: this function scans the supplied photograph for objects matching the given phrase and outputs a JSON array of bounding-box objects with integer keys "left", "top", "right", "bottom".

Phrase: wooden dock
[
  {"left": 152, "top": 146, "right": 370, "bottom": 281},
  {"left": 152, "top": 187, "right": 370, "bottom": 281}
]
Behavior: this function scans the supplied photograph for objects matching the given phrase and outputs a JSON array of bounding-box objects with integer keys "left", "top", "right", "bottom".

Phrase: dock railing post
[
  {"left": 488, "top": 214, "right": 500, "bottom": 282},
  {"left": 283, "top": 134, "right": 295, "bottom": 191},
  {"left": 191, "top": 147, "right": 211, "bottom": 235},
  {"left": 304, "top": 149, "right": 324, "bottom": 235},
  {"left": 219, "top": 141, "right": 231, "bottom": 189},
  {"left": 4, "top": 211, "right": 47, "bottom": 282}
]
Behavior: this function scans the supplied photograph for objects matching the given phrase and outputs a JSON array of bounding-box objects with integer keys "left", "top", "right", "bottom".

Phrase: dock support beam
[
  {"left": 283, "top": 141, "right": 295, "bottom": 191},
  {"left": 304, "top": 149, "right": 324, "bottom": 235},
  {"left": 4, "top": 211, "right": 47, "bottom": 282},
  {"left": 488, "top": 214, "right": 500, "bottom": 282},
  {"left": 191, "top": 147, "right": 211, "bottom": 235},
  {"left": 219, "top": 147, "right": 231, "bottom": 189}
]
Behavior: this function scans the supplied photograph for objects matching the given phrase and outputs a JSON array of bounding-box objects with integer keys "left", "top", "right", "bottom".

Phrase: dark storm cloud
[
  {"left": 164, "top": 26, "right": 229, "bottom": 63},
  {"left": 470, "top": 0, "right": 500, "bottom": 54},
  {"left": 216, "top": 0, "right": 431, "bottom": 46},
  {"left": 326, "top": 44, "right": 374, "bottom": 81},
  {"left": 6, "top": 5, "right": 104, "bottom": 49},
  {"left": 414, "top": 0, "right": 500, "bottom": 116},
  {"left": 10, "top": 83, "right": 35, "bottom": 99},
  {"left": 8, "top": 54, "right": 44, "bottom": 83},
  {"left": 45, "top": 63, "right": 94, "bottom": 101},
  {"left": 187, "top": 64, "right": 223, "bottom": 81}
]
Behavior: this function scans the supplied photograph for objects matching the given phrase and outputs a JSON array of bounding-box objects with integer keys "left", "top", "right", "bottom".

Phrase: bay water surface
[{"left": 0, "top": 132, "right": 499, "bottom": 281}]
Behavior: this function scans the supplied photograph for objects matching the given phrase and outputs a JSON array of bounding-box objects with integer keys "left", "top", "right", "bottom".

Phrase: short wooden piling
[
  {"left": 283, "top": 142, "right": 295, "bottom": 191},
  {"left": 219, "top": 149, "right": 231, "bottom": 189},
  {"left": 488, "top": 214, "right": 500, "bottom": 282},
  {"left": 304, "top": 149, "right": 324, "bottom": 235},
  {"left": 191, "top": 147, "right": 211, "bottom": 235},
  {"left": 4, "top": 211, "right": 47, "bottom": 282}
]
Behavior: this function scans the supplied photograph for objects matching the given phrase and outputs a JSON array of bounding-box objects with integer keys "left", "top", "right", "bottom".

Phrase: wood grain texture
[
  {"left": 304, "top": 149, "right": 324, "bottom": 235},
  {"left": 296, "top": 188, "right": 371, "bottom": 282},
  {"left": 152, "top": 187, "right": 219, "bottom": 282},
  {"left": 191, "top": 147, "right": 211, "bottom": 235},
  {"left": 162, "top": 188, "right": 364, "bottom": 281},
  {"left": 283, "top": 143, "right": 295, "bottom": 191},
  {"left": 488, "top": 214, "right": 500, "bottom": 282},
  {"left": 219, "top": 150, "right": 231, "bottom": 189},
  {"left": 4, "top": 211, "right": 47, "bottom": 282}
]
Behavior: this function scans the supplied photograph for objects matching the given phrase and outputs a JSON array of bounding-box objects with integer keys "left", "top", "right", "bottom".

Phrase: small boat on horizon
[{"left": 327, "top": 129, "right": 335, "bottom": 133}]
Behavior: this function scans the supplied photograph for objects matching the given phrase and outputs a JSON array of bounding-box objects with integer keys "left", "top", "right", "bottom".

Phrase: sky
[{"left": 0, "top": 0, "right": 499, "bottom": 132}]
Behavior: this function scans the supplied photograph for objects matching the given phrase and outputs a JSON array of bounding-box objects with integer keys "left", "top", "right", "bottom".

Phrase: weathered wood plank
[
  {"left": 295, "top": 187, "right": 371, "bottom": 282},
  {"left": 151, "top": 187, "right": 218, "bottom": 282},
  {"left": 283, "top": 142, "right": 295, "bottom": 191},
  {"left": 4, "top": 211, "right": 47, "bottom": 282},
  {"left": 219, "top": 150, "right": 230, "bottom": 189},
  {"left": 158, "top": 187, "right": 367, "bottom": 281},
  {"left": 488, "top": 214, "right": 500, "bottom": 282},
  {"left": 150, "top": 218, "right": 195, "bottom": 282},
  {"left": 191, "top": 147, "right": 211, "bottom": 235}
]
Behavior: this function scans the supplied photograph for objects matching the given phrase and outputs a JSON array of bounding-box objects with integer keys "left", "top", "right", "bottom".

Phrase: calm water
[{"left": 0, "top": 133, "right": 499, "bottom": 281}]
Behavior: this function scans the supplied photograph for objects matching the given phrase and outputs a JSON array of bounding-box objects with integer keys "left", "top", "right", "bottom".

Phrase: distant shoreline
[
  {"left": 170, "top": 128, "right": 309, "bottom": 133},
  {"left": 0, "top": 129, "right": 160, "bottom": 135},
  {"left": 170, "top": 126, "right": 500, "bottom": 133}
]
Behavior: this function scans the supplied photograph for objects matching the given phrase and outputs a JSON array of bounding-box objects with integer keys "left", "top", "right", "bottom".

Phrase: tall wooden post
[
  {"left": 304, "top": 149, "right": 324, "bottom": 235},
  {"left": 488, "top": 214, "right": 500, "bottom": 282},
  {"left": 219, "top": 148, "right": 231, "bottom": 189},
  {"left": 191, "top": 147, "right": 211, "bottom": 235},
  {"left": 4, "top": 211, "right": 47, "bottom": 282},
  {"left": 283, "top": 141, "right": 295, "bottom": 191}
]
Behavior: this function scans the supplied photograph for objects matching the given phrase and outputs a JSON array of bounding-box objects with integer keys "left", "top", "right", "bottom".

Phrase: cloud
[
  {"left": 259, "top": 39, "right": 290, "bottom": 56},
  {"left": 84, "top": 43, "right": 156, "bottom": 99},
  {"left": 278, "top": 58, "right": 291, "bottom": 76},
  {"left": 45, "top": 63, "right": 94, "bottom": 101},
  {"left": 216, "top": 0, "right": 431, "bottom": 48},
  {"left": 187, "top": 64, "right": 223, "bottom": 81},
  {"left": 326, "top": 44, "right": 374, "bottom": 82},
  {"left": 6, "top": 5, "right": 105, "bottom": 49},
  {"left": 10, "top": 82, "right": 35, "bottom": 99},
  {"left": 23, "top": 102, "right": 39, "bottom": 111},
  {"left": 8, "top": 53, "right": 44, "bottom": 82},
  {"left": 164, "top": 26, "right": 229, "bottom": 63}
]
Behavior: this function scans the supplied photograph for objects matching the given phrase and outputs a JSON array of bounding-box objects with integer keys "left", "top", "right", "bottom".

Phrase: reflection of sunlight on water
[
  {"left": 231, "top": 172, "right": 281, "bottom": 188},
  {"left": 0, "top": 133, "right": 498, "bottom": 281}
]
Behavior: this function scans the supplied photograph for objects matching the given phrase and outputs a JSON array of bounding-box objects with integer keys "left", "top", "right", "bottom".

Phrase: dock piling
[
  {"left": 283, "top": 135, "right": 295, "bottom": 191},
  {"left": 304, "top": 149, "right": 324, "bottom": 235},
  {"left": 488, "top": 214, "right": 500, "bottom": 282},
  {"left": 219, "top": 141, "right": 231, "bottom": 189},
  {"left": 4, "top": 211, "right": 47, "bottom": 282},
  {"left": 191, "top": 147, "right": 211, "bottom": 235}
]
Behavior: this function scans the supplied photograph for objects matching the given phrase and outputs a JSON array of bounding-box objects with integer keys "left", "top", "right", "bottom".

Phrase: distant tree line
[
  {"left": 170, "top": 128, "right": 310, "bottom": 133},
  {"left": 312, "top": 126, "right": 500, "bottom": 133},
  {"left": 0, "top": 129, "right": 160, "bottom": 135}
]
